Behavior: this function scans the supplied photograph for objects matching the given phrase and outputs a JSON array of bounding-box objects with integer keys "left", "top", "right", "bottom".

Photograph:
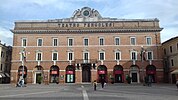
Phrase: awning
[
  {"left": 171, "top": 69, "right": 178, "bottom": 74},
  {"left": 0, "top": 73, "right": 6, "bottom": 78},
  {"left": 5, "top": 73, "right": 10, "bottom": 77}
]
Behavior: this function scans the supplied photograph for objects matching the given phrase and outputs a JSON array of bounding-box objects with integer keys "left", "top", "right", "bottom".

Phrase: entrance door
[
  {"left": 36, "top": 73, "right": 42, "bottom": 83},
  {"left": 66, "top": 74, "right": 74, "bottom": 83},
  {"left": 115, "top": 74, "right": 122, "bottom": 83},
  {"left": 82, "top": 65, "right": 91, "bottom": 82},
  {"left": 131, "top": 73, "right": 137, "bottom": 82}
]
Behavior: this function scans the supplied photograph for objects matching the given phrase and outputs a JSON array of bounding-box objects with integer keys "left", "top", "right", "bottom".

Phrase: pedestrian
[
  {"left": 176, "top": 80, "right": 178, "bottom": 89},
  {"left": 148, "top": 76, "right": 152, "bottom": 87},
  {"left": 101, "top": 78, "right": 105, "bottom": 88},
  {"left": 93, "top": 80, "right": 97, "bottom": 91}
]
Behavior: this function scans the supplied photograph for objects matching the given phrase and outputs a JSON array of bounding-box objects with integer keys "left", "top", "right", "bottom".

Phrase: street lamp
[
  {"left": 21, "top": 47, "right": 26, "bottom": 87},
  {"left": 140, "top": 46, "right": 145, "bottom": 84}
]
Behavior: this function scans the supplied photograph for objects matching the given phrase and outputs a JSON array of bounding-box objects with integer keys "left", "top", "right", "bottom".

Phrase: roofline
[{"left": 162, "top": 36, "right": 178, "bottom": 44}]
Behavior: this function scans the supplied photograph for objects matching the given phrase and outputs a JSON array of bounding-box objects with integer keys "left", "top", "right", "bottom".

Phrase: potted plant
[
  {"left": 110, "top": 77, "right": 114, "bottom": 84},
  {"left": 55, "top": 77, "right": 59, "bottom": 84},
  {"left": 37, "top": 76, "right": 43, "bottom": 84}
]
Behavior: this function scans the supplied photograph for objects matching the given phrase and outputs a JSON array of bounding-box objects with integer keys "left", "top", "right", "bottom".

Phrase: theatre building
[{"left": 10, "top": 7, "right": 164, "bottom": 84}]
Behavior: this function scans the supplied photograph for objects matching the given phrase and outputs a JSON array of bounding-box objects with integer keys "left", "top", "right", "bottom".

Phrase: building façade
[
  {"left": 10, "top": 7, "right": 164, "bottom": 84},
  {"left": 162, "top": 36, "right": 178, "bottom": 83}
]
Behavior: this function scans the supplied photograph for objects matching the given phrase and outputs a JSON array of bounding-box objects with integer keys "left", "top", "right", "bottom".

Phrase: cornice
[{"left": 11, "top": 28, "right": 163, "bottom": 34}]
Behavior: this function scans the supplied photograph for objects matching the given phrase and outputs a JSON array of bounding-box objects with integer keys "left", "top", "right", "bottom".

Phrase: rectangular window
[
  {"left": 115, "top": 37, "right": 120, "bottom": 45},
  {"left": 99, "top": 52, "right": 105, "bottom": 60},
  {"left": 130, "top": 37, "right": 136, "bottom": 45},
  {"left": 84, "top": 38, "right": 89, "bottom": 46},
  {"left": 22, "top": 38, "right": 27, "bottom": 47},
  {"left": 68, "top": 38, "right": 73, "bottom": 46},
  {"left": 1, "top": 64, "right": 2, "bottom": 71},
  {"left": 131, "top": 51, "right": 137, "bottom": 60},
  {"left": 99, "top": 37, "right": 104, "bottom": 45},
  {"left": 170, "top": 46, "right": 172, "bottom": 53},
  {"left": 36, "top": 52, "right": 42, "bottom": 61},
  {"left": 115, "top": 51, "right": 121, "bottom": 60},
  {"left": 171, "top": 59, "right": 174, "bottom": 66},
  {"left": 53, "top": 38, "right": 58, "bottom": 46},
  {"left": 1, "top": 51, "right": 3, "bottom": 58},
  {"left": 83, "top": 52, "right": 89, "bottom": 63},
  {"left": 52, "top": 52, "right": 58, "bottom": 61},
  {"left": 37, "top": 38, "right": 43, "bottom": 46},
  {"left": 147, "top": 51, "right": 153, "bottom": 60},
  {"left": 164, "top": 48, "right": 166, "bottom": 55},
  {"left": 68, "top": 52, "right": 74, "bottom": 61},
  {"left": 146, "top": 37, "right": 152, "bottom": 45}
]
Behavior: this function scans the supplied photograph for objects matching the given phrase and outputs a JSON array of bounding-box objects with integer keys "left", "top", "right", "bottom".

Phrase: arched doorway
[
  {"left": 146, "top": 65, "right": 156, "bottom": 83},
  {"left": 66, "top": 65, "right": 75, "bottom": 83},
  {"left": 33, "top": 65, "right": 43, "bottom": 84},
  {"left": 18, "top": 66, "right": 27, "bottom": 83},
  {"left": 113, "top": 65, "right": 124, "bottom": 83},
  {"left": 82, "top": 64, "right": 91, "bottom": 82},
  {"left": 98, "top": 65, "right": 107, "bottom": 82},
  {"left": 50, "top": 65, "right": 59, "bottom": 83},
  {"left": 130, "top": 65, "right": 140, "bottom": 83}
]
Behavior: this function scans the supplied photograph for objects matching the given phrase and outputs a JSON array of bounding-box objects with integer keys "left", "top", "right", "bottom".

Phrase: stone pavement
[{"left": 0, "top": 83, "right": 178, "bottom": 100}]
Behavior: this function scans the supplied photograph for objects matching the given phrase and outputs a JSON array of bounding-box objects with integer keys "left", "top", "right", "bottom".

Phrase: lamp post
[
  {"left": 21, "top": 47, "right": 26, "bottom": 87},
  {"left": 141, "top": 46, "right": 145, "bottom": 84}
]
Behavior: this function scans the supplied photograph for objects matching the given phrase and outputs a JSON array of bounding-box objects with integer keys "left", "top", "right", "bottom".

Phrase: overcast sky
[{"left": 0, "top": 0, "right": 178, "bottom": 45}]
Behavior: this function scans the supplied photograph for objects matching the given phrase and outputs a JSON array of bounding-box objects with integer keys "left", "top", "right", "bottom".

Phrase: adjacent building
[
  {"left": 162, "top": 36, "right": 178, "bottom": 83},
  {"left": 10, "top": 7, "right": 164, "bottom": 84},
  {"left": 0, "top": 41, "right": 12, "bottom": 83}
]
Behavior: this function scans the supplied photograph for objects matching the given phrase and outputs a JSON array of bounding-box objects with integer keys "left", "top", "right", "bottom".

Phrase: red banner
[
  {"left": 66, "top": 71, "right": 74, "bottom": 74},
  {"left": 98, "top": 70, "right": 106, "bottom": 74},
  {"left": 146, "top": 70, "right": 156, "bottom": 74},
  {"left": 51, "top": 71, "right": 58, "bottom": 74},
  {"left": 114, "top": 70, "right": 123, "bottom": 74},
  {"left": 19, "top": 71, "right": 26, "bottom": 75}
]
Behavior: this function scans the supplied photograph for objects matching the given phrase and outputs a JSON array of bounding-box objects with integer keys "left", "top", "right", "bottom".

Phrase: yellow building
[{"left": 162, "top": 36, "right": 178, "bottom": 83}]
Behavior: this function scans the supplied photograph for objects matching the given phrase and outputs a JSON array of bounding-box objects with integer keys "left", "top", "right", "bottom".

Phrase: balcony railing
[{"left": 75, "top": 59, "right": 98, "bottom": 64}]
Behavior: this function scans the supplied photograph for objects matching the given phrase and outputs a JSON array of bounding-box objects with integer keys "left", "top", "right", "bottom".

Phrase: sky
[{"left": 0, "top": 0, "right": 178, "bottom": 46}]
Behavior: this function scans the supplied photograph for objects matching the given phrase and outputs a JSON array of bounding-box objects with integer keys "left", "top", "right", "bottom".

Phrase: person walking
[
  {"left": 93, "top": 80, "right": 97, "bottom": 91},
  {"left": 101, "top": 78, "right": 105, "bottom": 88},
  {"left": 176, "top": 80, "right": 178, "bottom": 89},
  {"left": 148, "top": 76, "right": 152, "bottom": 87}
]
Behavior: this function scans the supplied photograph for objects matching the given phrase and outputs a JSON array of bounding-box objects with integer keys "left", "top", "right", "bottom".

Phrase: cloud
[
  {"left": 0, "top": 0, "right": 178, "bottom": 45},
  {"left": 0, "top": 26, "right": 13, "bottom": 45}
]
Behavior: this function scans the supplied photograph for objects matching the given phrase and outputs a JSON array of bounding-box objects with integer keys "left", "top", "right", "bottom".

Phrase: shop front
[
  {"left": 98, "top": 65, "right": 107, "bottom": 82},
  {"left": 66, "top": 65, "right": 75, "bottom": 83},
  {"left": 113, "top": 65, "right": 124, "bottom": 83},
  {"left": 146, "top": 65, "right": 156, "bottom": 83},
  {"left": 50, "top": 65, "right": 59, "bottom": 83}
]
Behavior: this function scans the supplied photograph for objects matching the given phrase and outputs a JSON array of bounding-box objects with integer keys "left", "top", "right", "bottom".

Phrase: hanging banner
[
  {"left": 51, "top": 71, "right": 58, "bottom": 74},
  {"left": 19, "top": 71, "right": 26, "bottom": 75},
  {"left": 146, "top": 70, "right": 156, "bottom": 74},
  {"left": 66, "top": 71, "right": 74, "bottom": 74},
  {"left": 115, "top": 70, "right": 123, "bottom": 74},
  {"left": 98, "top": 70, "right": 106, "bottom": 74}
]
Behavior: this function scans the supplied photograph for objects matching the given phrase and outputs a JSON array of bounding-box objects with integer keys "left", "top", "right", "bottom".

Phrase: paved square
[{"left": 0, "top": 83, "right": 178, "bottom": 100}]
